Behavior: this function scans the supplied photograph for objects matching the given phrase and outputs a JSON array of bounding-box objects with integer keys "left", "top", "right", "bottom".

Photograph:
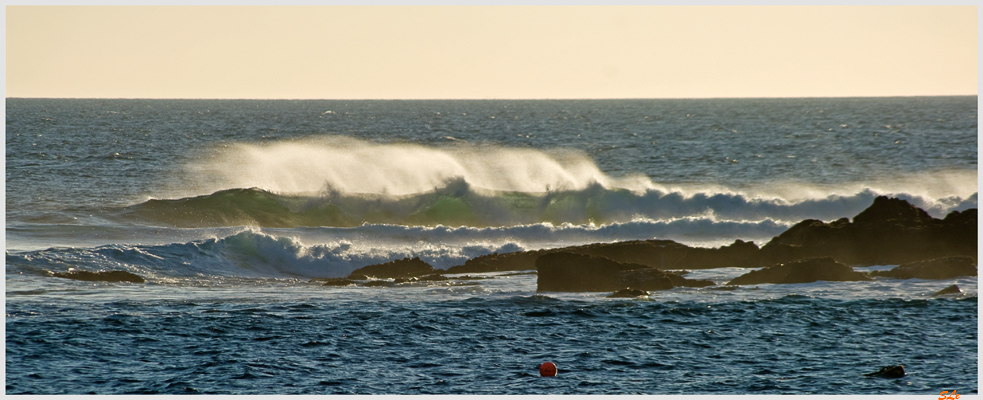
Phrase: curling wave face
[
  {"left": 5, "top": 230, "right": 527, "bottom": 280},
  {"left": 122, "top": 184, "right": 977, "bottom": 229}
]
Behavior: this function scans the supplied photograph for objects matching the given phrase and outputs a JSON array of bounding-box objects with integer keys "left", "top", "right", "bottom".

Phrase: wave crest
[
  {"left": 122, "top": 184, "right": 977, "bottom": 229},
  {"left": 180, "top": 136, "right": 650, "bottom": 196}
]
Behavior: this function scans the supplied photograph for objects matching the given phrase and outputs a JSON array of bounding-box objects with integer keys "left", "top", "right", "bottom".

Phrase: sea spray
[{"left": 183, "top": 136, "right": 654, "bottom": 196}]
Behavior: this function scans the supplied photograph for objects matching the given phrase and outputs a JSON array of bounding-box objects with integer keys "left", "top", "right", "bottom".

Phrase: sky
[{"left": 5, "top": 6, "right": 978, "bottom": 99}]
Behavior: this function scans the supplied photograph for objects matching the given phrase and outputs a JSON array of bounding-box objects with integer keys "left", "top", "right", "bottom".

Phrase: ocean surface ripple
[{"left": 6, "top": 97, "right": 977, "bottom": 394}]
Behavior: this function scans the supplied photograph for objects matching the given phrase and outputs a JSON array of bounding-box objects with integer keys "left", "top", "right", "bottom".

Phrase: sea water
[{"left": 5, "top": 97, "right": 978, "bottom": 394}]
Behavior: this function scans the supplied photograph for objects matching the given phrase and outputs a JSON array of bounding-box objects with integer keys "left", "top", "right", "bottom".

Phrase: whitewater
[{"left": 6, "top": 97, "right": 978, "bottom": 394}]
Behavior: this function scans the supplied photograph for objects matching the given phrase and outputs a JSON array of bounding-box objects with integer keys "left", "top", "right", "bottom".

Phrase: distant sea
[{"left": 6, "top": 97, "right": 977, "bottom": 394}]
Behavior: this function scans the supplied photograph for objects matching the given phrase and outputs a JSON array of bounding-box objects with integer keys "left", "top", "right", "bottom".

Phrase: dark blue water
[
  {"left": 5, "top": 284, "right": 977, "bottom": 395},
  {"left": 6, "top": 97, "right": 978, "bottom": 394}
]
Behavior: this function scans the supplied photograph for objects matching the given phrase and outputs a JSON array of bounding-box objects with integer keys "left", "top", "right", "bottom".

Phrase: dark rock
[
  {"left": 446, "top": 239, "right": 758, "bottom": 274},
  {"left": 444, "top": 249, "right": 548, "bottom": 274},
  {"left": 51, "top": 270, "right": 145, "bottom": 283},
  {"left": 315, "top": 278, "right": 356, "bottom": 286},
  {"left": 446, "top": 197, "right": 975, "bottom": 275},
  {"left": 727, "top": 257, "right": 870, "bottom": 285},
  {"left": 347, "top": 257, "right": 436, "bottom": 279},
  {"left": 537, "top": 252, "right": 668, "bottom": 292},
  {"left": 677, "top": 239, "right": 761, "bottom": 269},
  {"left": 760, "top": 197, "right": 977, "bottom": 266},
  {"left": 666, "top": 274, "right": 715, "bottom": 288},
  {"left": 934, "top": 285, "right": 962, "bottom": 296},
  {"left": 607, "top": 288, "right": 650, "bottom": 298},
  {"left": 347, "top": 274, "right": 369, "bottom": 281},
  {"left": 362, "top": 280, "right": 394, "bottom": 287},
  {"left": 853, "top": 197, "right": 932, "bottom": 226},
  {"left": 536, "top": 252, "right": 713, "bottom": 292},
  {"left": 869, "top": 256, "right": 977, "bottom": 280},
  {"left": 567, "top": 240, "right": 693, "bottom": 268},
  {"left": 864, "top": 365, "right": 905, "bottom": 378}
]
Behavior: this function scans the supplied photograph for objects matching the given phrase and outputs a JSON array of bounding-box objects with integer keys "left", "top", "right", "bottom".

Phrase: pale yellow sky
[{"left": 6, "top": 6, "right": 978, "bottom": 99}]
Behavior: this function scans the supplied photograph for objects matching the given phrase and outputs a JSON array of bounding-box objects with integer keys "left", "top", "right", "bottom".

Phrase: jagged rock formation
[
  {"left": 758, "top": 196, "right": 977, "bottom": 266},
  {"left": 446, "top": 197, "right": 975, "bottom": 277}
]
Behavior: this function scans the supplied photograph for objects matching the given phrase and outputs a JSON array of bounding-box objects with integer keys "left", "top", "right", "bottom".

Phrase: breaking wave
[
  {"left": 5, "top": 230, "right": 524, "bottom": 280},
  {"left": 121, "top": 183, "right": 977, "bottom": 229},
  {"left": 111, "top": 136, "right": 976, "bottom": 229}
]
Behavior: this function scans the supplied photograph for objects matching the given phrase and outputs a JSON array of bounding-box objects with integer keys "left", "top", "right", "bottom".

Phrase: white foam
[{"left": 184, "top": 136, "right": 653, "bottom": 197}]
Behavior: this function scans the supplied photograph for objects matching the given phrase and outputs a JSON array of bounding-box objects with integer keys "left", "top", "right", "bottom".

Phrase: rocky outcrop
[
  {"left": 536, "top": 252, "right": 713, "bottom": 292},
  {"left": 677, "top": 239, "right": 761, "bottom": 268},
  {"left": 444, "top": 249, "right": 550, "bottom": 274},
  {"left": 727, "top": 257, "right": 870, "bottom": 285},
  {"left": 348, "top": 257, "right": 436, "bottom": 279},
  {"left": 445, "top": 239, "right": 758, "bottom": 274},
  {"left": 868, "top": 256, "right": 977, "bottom": 280},
  {"left": 51, "top": 270, "right": 145, "bottom": 283},
  {"left": 447, "top": 197, "right": 976, "bottom": 276},
  {"left": 759, "top": 196, "right": 977, "bottom": 266},
  {"left": 864, "top": 365, "right": 905, "bottom": 378},
  {"left": 934, "top": 285, "right": 962, "bottom": 296}
]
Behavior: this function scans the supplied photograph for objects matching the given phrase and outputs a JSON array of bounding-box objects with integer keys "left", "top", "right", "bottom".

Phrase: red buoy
[{"left": 539, "top": 361, "right": 557, "bottom": 377}]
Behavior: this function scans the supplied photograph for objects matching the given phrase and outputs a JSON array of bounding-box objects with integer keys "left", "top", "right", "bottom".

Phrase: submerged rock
[
  {"left": 536, "top": 252, "right": 713, "bottom": 292},
  {"left": 934, "top": 285, "right": 962, "bottom": 296},
  {"left": 315, "top": 278, "right": 357, "bottom": 287},
  {"left": 348, "top": 257, "right": 436, "bottom": 279},
  {"left": 869, "top": 256, "right": 977, "bottom": 280},
  {"left": 864, "top": 365, "right": 905, "bottom": 378},
  {"left": 607, "top": 288, "right": 650, "bottom": 298},
  {"left": 51, "top": 270, "right": 145, "bottom": 283},
  {"left": 727, "top": 257, "right": 869, "bottom": 286}
]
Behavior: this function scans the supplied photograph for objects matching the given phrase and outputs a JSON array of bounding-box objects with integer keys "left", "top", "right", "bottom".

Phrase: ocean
[{"left": 5, "top": 97, "right": 978, "bottom": 394}]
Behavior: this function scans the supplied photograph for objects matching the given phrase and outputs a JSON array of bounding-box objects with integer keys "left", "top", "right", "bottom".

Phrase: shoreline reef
[{"left": 333, "top": 196, "right": 977, "bottom": 292}]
